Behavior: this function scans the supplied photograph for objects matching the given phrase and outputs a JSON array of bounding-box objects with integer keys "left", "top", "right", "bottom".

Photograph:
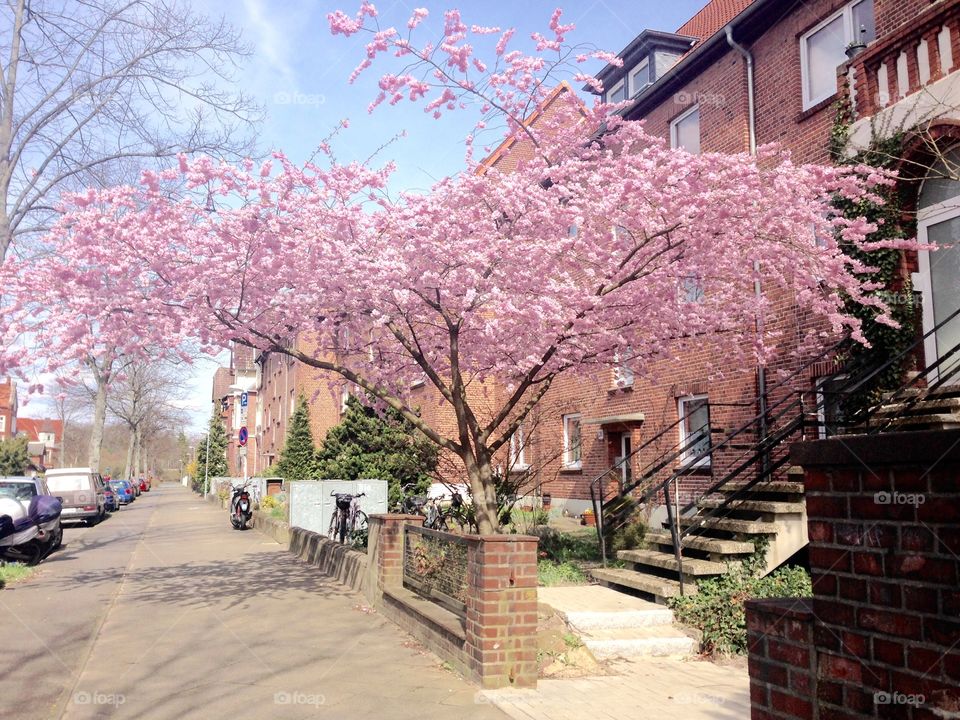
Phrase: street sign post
[{"left": 238, "top": 426, "right": 248, "bottom": 447}]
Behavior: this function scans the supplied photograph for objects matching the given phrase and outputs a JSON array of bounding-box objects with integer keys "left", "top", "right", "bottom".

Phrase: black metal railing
[{"left": 591, "top": 305, "right": 960, "bottom": 594}]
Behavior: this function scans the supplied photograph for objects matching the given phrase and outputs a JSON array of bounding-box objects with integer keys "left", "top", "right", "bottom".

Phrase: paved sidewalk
[
  {"left": 482, "top": 657, "right": 750, "bottom": 720},
  {"left": 1, "top": 483, "right": 505, "bottom": 720}
]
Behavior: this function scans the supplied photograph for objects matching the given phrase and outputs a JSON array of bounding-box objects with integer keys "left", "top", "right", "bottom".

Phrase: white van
[{"left": 44, "top": 467, "right": 106, "bottom": 525}]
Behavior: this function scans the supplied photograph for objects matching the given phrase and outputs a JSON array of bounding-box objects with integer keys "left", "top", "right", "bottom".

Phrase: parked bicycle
[
  {"left": 422, "top": 490, "right": 467, "bottom": 532},
  {"left": 328, "top": 491, "right": 367, "bottom": 544},
  {"left": 395, "top": 483, "right": 429, "bottom": 515}
]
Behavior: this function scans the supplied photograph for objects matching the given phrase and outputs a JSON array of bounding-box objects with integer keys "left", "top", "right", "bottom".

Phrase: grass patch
[
  {"left": 0, "top": 562, "right": 36, "bottom": 589},
  {"left": 538, "top": 559, "right": 588, "bottom": 586}
]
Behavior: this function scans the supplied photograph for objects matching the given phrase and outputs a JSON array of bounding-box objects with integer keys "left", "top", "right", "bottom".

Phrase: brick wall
[
  {"left": 368, "top": 514, "right": 538, "bottom": 688},
  {"left": 746, "top": 430, "right": 960, "bottom": 720},
  {"left": 746, "top": 598, "right": 817, "bottom": 720}
]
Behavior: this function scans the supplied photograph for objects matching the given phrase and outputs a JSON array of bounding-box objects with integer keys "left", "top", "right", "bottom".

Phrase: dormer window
[
  {"left": 606, "top": 79, "right": 626, "bottom": 104},
  {"left": 628, "top": 59, "right": 650, "bottom": 97}
]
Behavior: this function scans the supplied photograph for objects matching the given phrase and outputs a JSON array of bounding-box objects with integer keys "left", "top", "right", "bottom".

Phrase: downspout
[{"left": 726, "top": 26, "right": 770, "bottom": 477}]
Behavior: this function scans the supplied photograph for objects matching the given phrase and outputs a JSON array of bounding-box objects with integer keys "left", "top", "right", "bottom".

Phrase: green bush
[
  {"left": 602, "top": 498, "right": 648, "bottom": 554},
  {"left": 670, "top": 562, "right": 812, "bottom": 655},
  {"left": 532, "top": 528, "right": 601, "bottom": 563},
  {"left": 537, "top": 560, "right": 587, "bottom": 586}
]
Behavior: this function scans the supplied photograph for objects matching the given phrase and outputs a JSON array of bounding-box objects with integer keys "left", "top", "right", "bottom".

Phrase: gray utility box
[{"left": 288, "top": 479, "right": 388, "bottom": 536}]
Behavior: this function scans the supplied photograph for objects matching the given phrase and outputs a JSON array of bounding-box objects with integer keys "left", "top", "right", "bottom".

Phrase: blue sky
[{"left": 176, "top": 0, "right": 710, "bottom": 431}]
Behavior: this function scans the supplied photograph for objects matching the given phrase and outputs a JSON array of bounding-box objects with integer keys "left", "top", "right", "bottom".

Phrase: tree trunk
[
  {"left": 133, "top": 426, "right": 142, "bottom": 478},
  {"left": 465, "top": 449, "right": 501, "bottom": 535},
  {"left": 88, "top": 376, "right": 108, "bottom": 472},
  {"left": 123, "top": 430, "right": 135, "bottom": 479}
]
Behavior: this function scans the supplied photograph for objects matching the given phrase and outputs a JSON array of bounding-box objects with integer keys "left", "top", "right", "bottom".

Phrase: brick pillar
[
  {"left": 794, "top": 431, "right": 960, "bottom": 720},
  {"left": 464, "top": 535, "right": 538, "bottom": 689},
  {"left": 926, "top": 29, "right": 943, "bottom": 82},
  {"left": 745, "top": 598, "right": 817, "bottom": 720},
  {"left": 367, "top": 514, "right": 422, "bottom": 596}
]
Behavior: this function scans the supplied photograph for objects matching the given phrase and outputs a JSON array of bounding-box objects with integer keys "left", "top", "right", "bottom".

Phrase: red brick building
[
  {"left": 16, "top": 417, "right": 63, "bottom": 470},
  {"left": 240, "top": 0, "right": 953, "bottom": 520}
]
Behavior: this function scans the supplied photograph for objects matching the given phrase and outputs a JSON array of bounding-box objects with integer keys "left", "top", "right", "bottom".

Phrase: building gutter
[
  {"left": 624, "top": 0, "right": 782, "bottom": 121},
  {"left": 725, "top": 24, "right": 770, "bottom": 476}
]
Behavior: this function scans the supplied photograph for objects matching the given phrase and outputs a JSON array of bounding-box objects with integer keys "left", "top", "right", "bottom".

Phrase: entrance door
[
  {"left": 915, "top": 146, "right": 960, "bottom": 380},
  {"left": 917, "top": 204, "right": 960, "bottom": 376},
  {"left": 620, "top": 434, "right": 633, "bottom": 486}
]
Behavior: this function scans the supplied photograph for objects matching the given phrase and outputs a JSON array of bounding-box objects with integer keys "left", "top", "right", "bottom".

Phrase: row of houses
[
  {"left": 0, "top": 377, "right": 63, "bottom": 471},
  {"left": 210, "top": 0, "right": 959, "bottom": 519}
]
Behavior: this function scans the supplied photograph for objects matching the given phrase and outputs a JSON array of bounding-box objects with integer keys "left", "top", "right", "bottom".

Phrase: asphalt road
[{"left": 0, "top": 483, "right": 507, "bottom": 720}]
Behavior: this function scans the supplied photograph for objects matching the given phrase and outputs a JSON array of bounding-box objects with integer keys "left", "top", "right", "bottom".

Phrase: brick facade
[{"left": 746, "top": 430, "right": 960, "bottom": 719}]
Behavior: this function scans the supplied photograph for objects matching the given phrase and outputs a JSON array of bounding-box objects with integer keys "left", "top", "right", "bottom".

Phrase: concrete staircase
[
  {"left": 538, "top": 585, "right": 696, "bottom": 660},
  {"left": 592, "top": 468, "right": 808, "bottom": 604},
  {"left": 866, "top": 385, "right": 960, "bottom": 431}
]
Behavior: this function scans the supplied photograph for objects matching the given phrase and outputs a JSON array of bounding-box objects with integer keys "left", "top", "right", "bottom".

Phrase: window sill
[
  {"left": 797, "top": 94, "right": 836, "bottom": 122},
  {"left": 559, "top": 465, "right": 582, "bottom": 474},
  {"left": 608, "top": 385, "right": 634, "bottom": 395},
  {"left": 509, "top": 464, "right": 531, "bottom": 473},
  {"left": 675, "top": 461, "right": 712, "bottom": 474}
]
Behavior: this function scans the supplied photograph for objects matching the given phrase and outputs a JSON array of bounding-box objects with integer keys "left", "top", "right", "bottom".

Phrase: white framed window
[
  {"left": 0, "top": 415, "right": 5, "bottom": 433},
  {"left": 605, "top": 78, "right": 626, "bottom": 104},
  {"left": 340, "top": 385, "right": 351, "bottom": 414},
  {"left": 670, "top": 105, "right": 700, "bottom": 153},
  {"left": 562, "top": 414, "right": 582, "bottom": 469},
  {"left": 38, "top": 432, "right": 54, "bottom": 444},
  {"left": 800, "top": 0, "right": 876, "bottom": 110},
  {"left": 509, "top": 423, "right": 529, "bottom": 470},
  {"left": 678, "top": 395, "right": 711, "bottom": 466},
  {"left": 628, "top": 58, "right": 650, "bottom": 96},
  {"left": 680, "top": 276, "right": 705, "bottom": 304},
  {"left": 613, "top": 348, "right": 634, "bottom": 388}
]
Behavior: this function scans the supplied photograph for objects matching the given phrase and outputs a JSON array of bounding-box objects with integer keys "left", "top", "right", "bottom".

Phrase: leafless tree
[{"left": 0, "top": 0, "right": 261, "bottom": 260}]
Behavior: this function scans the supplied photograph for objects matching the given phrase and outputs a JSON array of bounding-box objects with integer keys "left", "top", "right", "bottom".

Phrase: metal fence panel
[{"left": 288, "top": 480, "right": 388, "bottom": 536}]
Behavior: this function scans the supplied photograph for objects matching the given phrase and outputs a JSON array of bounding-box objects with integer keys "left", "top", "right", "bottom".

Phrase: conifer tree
[
  {"left": 195, "top": 411, "right": 228, "bottom": 491},
  {"left": 316, "top": 395, "right": 438, "bottom": 506},
  {"left": 276, "top": 395, "right": 318, "bottom": 481}
]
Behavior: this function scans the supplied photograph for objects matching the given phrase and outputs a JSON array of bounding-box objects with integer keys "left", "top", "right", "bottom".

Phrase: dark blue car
[{"left": 109, "top": 481, "right": 134, "bottom": 505}]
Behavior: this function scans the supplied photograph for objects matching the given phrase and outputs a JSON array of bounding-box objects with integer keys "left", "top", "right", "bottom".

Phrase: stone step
[
  {"left": 874, "top": 413, "right": 960, "bottom": 428},
  {"left": 538, "top": 585, "right": 676, "bottom": 630},
  {"left": 697, "top": 498, "right": 805, "bottom": 514},
  {"left": 875, "top": 397, "right": 960, "bottom": 415},
  {"left": 644, "top": 530, "right": 756, "bottom": 556},
  {"left": 591, "top": 567, "right": 695, "bottom": 599},
  {"left": 578, "top": 626, "right": 697, "bottom": 659},
  {"left": 617, "top": 549, "right": 729, "bottom": 576},
  {"left": 722, "top": 481, "right": 805, "bottom": 495},
  {"left": 677, "top": 516, "right": 780, "bottom": 535}
]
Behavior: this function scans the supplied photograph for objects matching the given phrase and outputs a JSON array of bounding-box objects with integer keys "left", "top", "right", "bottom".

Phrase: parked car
[
  {"left": 138, "top": 478, "right": 148, "bottom": 493},
  {"left": 128, "top": 479, "right": 141, "bottom": 497},
  {"left": 110, "top": 481, "right": 134, "bottom": 505},
  {"left": 0, "top": 476, "right": 63, "bottom": 555},
  {"left": 102, "top": 484, "right": 118, "bottom": 512},
  {"left": 44, "top": 468, "right": 107, "bottom": 526}
]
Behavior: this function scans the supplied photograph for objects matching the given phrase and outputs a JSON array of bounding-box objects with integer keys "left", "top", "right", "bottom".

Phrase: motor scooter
[
  {"left": 230, "top": 484, "right": 253, "bottom": 530},
  {"left": 0, "top": 494, "right": 63, "bottom": 564}
]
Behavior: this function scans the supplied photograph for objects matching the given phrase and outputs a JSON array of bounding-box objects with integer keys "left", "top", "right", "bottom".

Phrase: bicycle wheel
[
  {"left": 353, "top": 510, "right": 368, "bottom": 533},
  {"left": 338, "top": 512, "right": 348, "bottom": 543},
  {"left": 328, "top": 508, "right": 339, "bottom": 539}
]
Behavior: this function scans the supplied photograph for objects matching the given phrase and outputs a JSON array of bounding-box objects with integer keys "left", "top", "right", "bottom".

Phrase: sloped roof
[
  {"left": 676, "top": 0, "right": 755, "bottom": 41},
  {"left": 17, "top": 417, "right": 63, "bottom": 442}
]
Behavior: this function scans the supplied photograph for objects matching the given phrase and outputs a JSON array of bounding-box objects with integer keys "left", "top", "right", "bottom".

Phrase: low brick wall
[
  {"left": 288, "top": 527, "right": 368, "bottom": 594},
  {"left": 746, "top": 430, "right": 960, "bottom": 720},
  {"left": 368, "top": 514, "right": 538, "bottom": 689},
  {"left": 251, "top": 511, "right": 290, "bottom": 546}
]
